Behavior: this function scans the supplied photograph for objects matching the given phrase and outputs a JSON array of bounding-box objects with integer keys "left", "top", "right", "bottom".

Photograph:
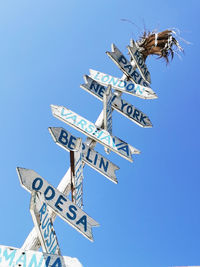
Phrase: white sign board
[
  {"left": 49, "top": 127, "right": 119, "bottom": 183},
  {"left": 30, "top": 191, "right": 61, "bottom": 255},
  {"left": 81, "top": 76, "right": 152, "bottom": 128},
  {"left": 103, "top": 85, "right": 112, "bottom": 154},
  {"left": 0, "top": 244, "right": 82, "bottom": 267},
  {"left": 89, "top": 69, "right": 157, "bottom": 99},
  {"left": 17, "top": 167, "right": 99, "bottom": 241},
  {"left": 128, "top": 39, "right": 151, "bottom": 84},
  {"left": 51, "top": 105, "right": 140, "bottom": 162},
  {"left": 70, "top": 141, "right": 84, "bottom": 209},
  {"left": 106, "top": 44, "right": 151, "bottom": 87}
]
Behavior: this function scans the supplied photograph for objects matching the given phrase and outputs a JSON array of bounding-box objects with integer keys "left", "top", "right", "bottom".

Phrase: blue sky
[{"left": 0, "top": 1, "right": 199, "bottom": 266}]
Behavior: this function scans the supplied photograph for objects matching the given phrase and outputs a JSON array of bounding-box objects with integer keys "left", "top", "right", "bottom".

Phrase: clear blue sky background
[{"left": 0, "top": 1, "right": 199, "bottom": 267}]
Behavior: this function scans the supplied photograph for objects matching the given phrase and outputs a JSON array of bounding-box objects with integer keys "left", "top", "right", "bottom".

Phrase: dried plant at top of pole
[{"left": 136, "top": 29, "right": 184, "bottom": 63}]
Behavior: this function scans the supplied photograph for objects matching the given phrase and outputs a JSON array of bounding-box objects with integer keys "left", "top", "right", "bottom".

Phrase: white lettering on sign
[
  {"left": 128, "top": 39, "right": 151, "bottom": 84},
  {"left": 17, "top": 167, "right": 99, "bottom": 242},
  {"left": 89, "top": 69, "right": 157, "bottom": 99},
  {"left": 0, "top": 244, "right": 83, "bottom": 267},
  {"left": 30, "top": 191, "right": 61, "bottom": 255},
  {"left": 48, "top": 127, "right": 119, "bottom": 183},
  {"left": 70, "top": 141, "right": 84, "bottom": 209},
  {"left": 106, "top": 43, "right": 151, "bottom": 87},
  {"left": 81, "top": 76, "right": 152, "bottom": 128},
  {"left": 51, "top": 105, "right": 140, "bottom": 162}
]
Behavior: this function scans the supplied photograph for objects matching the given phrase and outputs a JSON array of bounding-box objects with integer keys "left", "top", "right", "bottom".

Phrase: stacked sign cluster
[{"left": 0, "top": 40, "right": 157, "bottom": 267}]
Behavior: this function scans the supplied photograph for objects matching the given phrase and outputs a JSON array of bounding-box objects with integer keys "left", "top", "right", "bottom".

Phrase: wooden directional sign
[
  {"left": 103, "top": 85, "right": 112, "bottom": 154},
  {"left": 89, "top": 69, "right": 157, "bottom": 99},
  {"left": 70, "top": 141, "right": 84, "bottom": 209},
  {"left": 17, "top": 167, "right": 99, "bottom": 241},
  {"left": 0, "top": 244, "right": 82, "bottom": 267},
  {"left": 128, "top": 39, "right": 151, "bottom": 84},
  {"left": 51, "top": 105, "right": 140, "bottom": 162},
  {"left": 49, "top": 127, "right": 119, "bottom": 183},
  {"left": 30, "top": 191, "right": 61, "bottom": 255},
  {"left": 81, "top": 76, "right": 152, "bottom": 128},
  {"left": 106, "top": 44, "right": 151, "bottom": 87}
]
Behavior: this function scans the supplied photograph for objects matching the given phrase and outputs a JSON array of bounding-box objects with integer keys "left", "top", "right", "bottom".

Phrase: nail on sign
[
  {"left": 81, "top": 76, "right": 152, "bottom": 128},
  {"left": 49, "top": 127, "right": 119, "bottom": 183},
  {"left": 30, "top": 191, "right": 61, "bottom": 255},
  {"left": 51, "top": 105, "right": 140, "bottom": 162},
  {"left": 0, "top": 244, "right": 82, "bottom": 267},
  {"left": 17, "top": 167, "right": 99, "bottom": 242},
  {"left": 106, "top": 44, "right": 151, "bottom": 87},
  {"left": 89, "top": 69, "right": 157, "bottom": 99}
]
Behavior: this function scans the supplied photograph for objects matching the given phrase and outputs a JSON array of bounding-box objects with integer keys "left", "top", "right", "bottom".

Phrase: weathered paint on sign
[
  {"left": 51, "top": 105, "right": 140, "bottom": 162},
  {"left": 49, "top": 127, "right": 119, "bottom": 183},
  {"left": 81, "top": 76, "right": 152, "bottom": 128},
  {"left": 106, "top": 44, "right": 151, "bottom": 87},
  {"left": 89, "top": 69, "right": 157, "bottom": 99},
  {"left": 17, "top": 167, "right": 99, "bottom": 241},
  {"left": 128, "top": 39, "right": 151, "bottom": 84},
  {"left": 103, "top": 85, "right": 112, "bottom": 154},
  {"left": 0, "top": 244, "right": 82, "bottom": 267},
  {"left": 70, "top": 141, "right": 84, "bottom": 209},
  {"left": 30, "top": 191, "right": 61, "bottom": 255}
]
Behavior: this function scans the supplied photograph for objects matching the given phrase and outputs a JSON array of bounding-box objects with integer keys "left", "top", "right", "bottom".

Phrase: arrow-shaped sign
[
  {"left": 0, "top": 244, "right": 82, "bottom": 267},
  {"left": 106, "top": 44, "right": 151, "bottom": 87},
  {"left": 89, "top": 69, "right": 157, "bottom": 99},
  {"left": 81, "top": 76, "right": 152, "bottom": 128},
  {"left": 128, "top": 39, "right": 151, "bottom": 84},
  {"left": 30, "top": 191, "right": 61, "bottom": 255},
  {"left": 17, "top": 167, "right": 99, "bottom": 242},
  {"left": 51, "top": 105, "right": 140, "bottom": 162},
  {"left": 49, "top": 127, "right": 119, "bottom": 183}
]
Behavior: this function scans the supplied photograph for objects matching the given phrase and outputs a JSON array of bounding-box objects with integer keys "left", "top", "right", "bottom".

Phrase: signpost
[
  {"left": 89, "top": 69, "right": 157, "bottom": 99},
  {"left": 81, "top": 76, "right": 152, "bottom": 128},
  {"left": 103, "top": 85, "right": 112, "bottom": 154},
  {"left": 70, "top": 140, "right": 84, "bottom": 209},
  {"left": 51, "top": 105, "right": 140, "bottom": 162},
  {"left": 1, "top": 37, "right": 161, "bottom": 265},
  {"left": 0, "top": 245, "right": 82, "bottom": 267},
  {"left": 128, "top": 39, "right": 151, "bottom": 84},
  {"left": 106, "top": 44, "right": 151, "bottom": 87},
  {"left": 17, "top": 167, "right": 99, "bottom": 241},
  {"left": 49, "top": 127, "right": 119, "bottom": 183},
  {"left": 30, "top": 191, "right": 61, "bottom": 255}
]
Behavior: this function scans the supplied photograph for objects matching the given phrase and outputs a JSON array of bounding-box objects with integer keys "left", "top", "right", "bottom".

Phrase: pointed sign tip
[
  {"left": 111, "top": 43, "right": 117, "bottom": 52},
  {"left": 51, "top": 104, "right": 59, "bottom": 112},
  {"left": 16, "top": 167, "right": 24, "bottom": 174},
  {"left": 154, "top": 94, "right": 158, "bottom": 99},
  {"left": 48, "top": 127, "right": 57, "bottom": 143},
  {"left": 135, "top": 149, "right": 141, "bottom": 154},
  {"left": 130, "top": 39, "right": 135, "bottom": 47}
]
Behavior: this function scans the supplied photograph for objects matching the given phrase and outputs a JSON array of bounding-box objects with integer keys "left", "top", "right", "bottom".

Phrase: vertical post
[{"left": 70, "top": 151, "right": 75, "bottom": 203}]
